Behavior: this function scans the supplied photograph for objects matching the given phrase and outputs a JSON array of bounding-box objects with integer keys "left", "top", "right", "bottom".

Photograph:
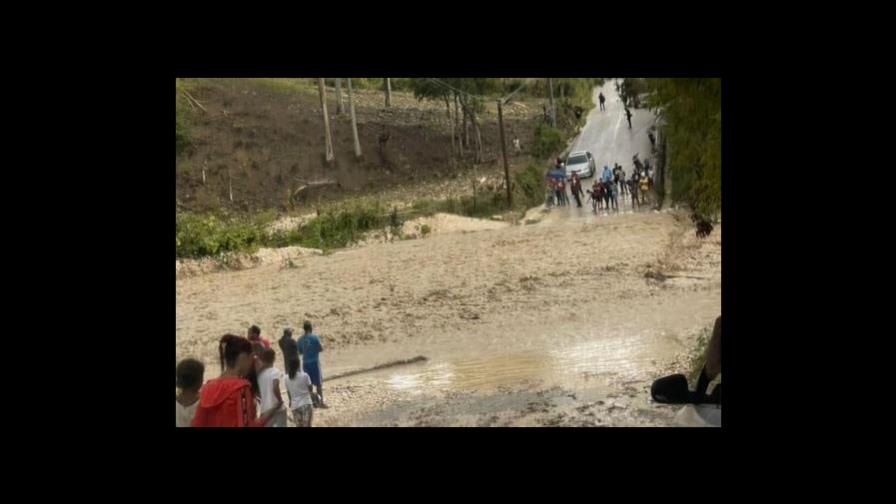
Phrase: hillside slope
[{"left": 176, "top": 78, "right": 541, "bottom": 212}]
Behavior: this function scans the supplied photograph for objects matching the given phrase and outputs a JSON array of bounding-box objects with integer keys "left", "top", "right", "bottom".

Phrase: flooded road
[{"left": 176, "top": 82, "right": 721, "bottom": 427}]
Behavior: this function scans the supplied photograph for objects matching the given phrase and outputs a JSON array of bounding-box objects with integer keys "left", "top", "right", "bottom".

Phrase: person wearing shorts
[{"left": 297, "top": 320, "right": 327, "bottom": 408}]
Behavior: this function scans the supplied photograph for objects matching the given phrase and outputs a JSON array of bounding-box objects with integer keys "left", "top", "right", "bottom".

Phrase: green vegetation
[
  {"left": 532, "top": 123, "right": 564, "bottom": 159},
  {"left": 290, "top": 200, "right": 391, "bottom": 250},
  {"left": 513, "top": 78, "right": 604, "bottom": 160},
  {"left": 645, "top": 78, "right": 721, "bottom": 221},
  {"left": 345, "top": 78, "right": 413, "bottom": 91},
  {"left": 176, "top": 164, "right": 549, "bottom": 260},
  {"left": 618, "top": 78, "right": 649, "bottom": 108},
  {"left": 176, "top": 212, "right": 269, "bottom": 259}
]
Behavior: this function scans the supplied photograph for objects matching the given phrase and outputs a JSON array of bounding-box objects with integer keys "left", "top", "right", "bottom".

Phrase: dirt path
[{"left": 176, "top": 209, "right": 721, "bottom": 426}]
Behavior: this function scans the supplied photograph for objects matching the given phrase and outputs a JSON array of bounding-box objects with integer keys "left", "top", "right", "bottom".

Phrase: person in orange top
[{"left": 191, "top": 334, "right": 280, "bottom": 427}]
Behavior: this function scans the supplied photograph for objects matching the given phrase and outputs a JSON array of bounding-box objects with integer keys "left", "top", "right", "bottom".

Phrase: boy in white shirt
[
  {"left": 285, "top": 359, "right": 314, "bottom": 427},
  {"left": 176, "top": 358, "right": 204, "bottom": 427},
  {"left": 256, "top": 348, "right": 286, "bottom": 427}
]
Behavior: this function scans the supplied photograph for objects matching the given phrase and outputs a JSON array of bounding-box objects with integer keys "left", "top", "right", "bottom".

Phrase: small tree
[
  {"left": 348, "top": 78, "right": 362, "bottom": 158},
  {"left": 646, "top": 78, "right": 721, "bottom": 223},
  {"left": 317, "top": 78, "right": 335, "bottom": 163},
  {"left": 334, "top": 78, "right": 344, "bottom": 115}
]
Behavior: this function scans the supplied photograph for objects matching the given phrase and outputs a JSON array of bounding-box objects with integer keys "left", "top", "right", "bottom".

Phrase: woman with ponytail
[{"left": 191, "top": 334, "right": 280, "bottom": 427}]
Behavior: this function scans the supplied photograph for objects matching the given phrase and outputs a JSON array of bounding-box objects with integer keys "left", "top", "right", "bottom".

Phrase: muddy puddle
[{"left": 311, "top": 288, "right": 719, "bottom": 426}]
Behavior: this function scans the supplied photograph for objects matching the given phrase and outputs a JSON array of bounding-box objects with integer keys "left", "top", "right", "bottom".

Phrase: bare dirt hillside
[{"left": 176, "top": 78, "right": 542, "bottom": 213}]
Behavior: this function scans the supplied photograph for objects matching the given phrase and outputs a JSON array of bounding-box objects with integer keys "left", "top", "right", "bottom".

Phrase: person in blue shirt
[
  {"left": 601, "top": 165, "right": 613, "bottom": 184},
  {"left": 297, "top": 320, "right": 327, "bottom": 408}
]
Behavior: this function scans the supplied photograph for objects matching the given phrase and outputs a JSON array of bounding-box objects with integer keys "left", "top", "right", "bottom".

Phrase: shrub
[
  {"left": 176, "top": 213, "right": 265, "bottom": 259},
  {"left": 532, "top": 123, "right": 564, "bottom": 159}
]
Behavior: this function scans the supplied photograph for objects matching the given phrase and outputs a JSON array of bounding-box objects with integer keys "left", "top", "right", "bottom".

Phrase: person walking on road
[
  {"left": 570, "top": 173, "right": 584, "bottom": 208},
  {"left": 625, "top": 107, "right": 633, "bottom": 129},
  {"left": 599, "top": 92, "right": 606, "bottom": 111}
]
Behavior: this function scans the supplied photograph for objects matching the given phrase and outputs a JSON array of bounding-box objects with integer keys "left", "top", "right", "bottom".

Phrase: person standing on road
[
  {"left": 570, "top": 173, "right": 584, "bottom": 208},
  {"left": 625, "top": 107, "right": 633, "bottom": 129},
  {"left": 613, "top": 164, "right": 626, "bottom": 196},
  {"left": 602, "top": 181, "right": 612, "bottom": 210},
  {"left": 609, "top": 180, "right": 619, "bottom": 212},
  {"left": 561, "top": 177, "right": 570, "bottom": 206},
  {"left": 601, "top": 165, "right": 613, "bottom": 185},
  {"left": 589, "top": 180, "right": 600, "bottom": 213},
  {"left": 629, "top": 174, "right": 640, "bottom": 210},
  {"left": 599, "top": 92, "right": 606, "bottom": 111},
  {"left": 639, "top": 171, "right": 650, "bottom": 206},
  {"left": 619, "top": 167, "right": 628, "bottom": 196},
  {"left": 551, "top": 178, "right": 561, "bottom": 207},
  {"left": 297, "top": 321, "right": 327, "bottom": 409}
]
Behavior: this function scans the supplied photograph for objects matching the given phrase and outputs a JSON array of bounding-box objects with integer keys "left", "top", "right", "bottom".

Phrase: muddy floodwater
[{"left": 177, "top": 208, "right": 721, "bottom": 426}]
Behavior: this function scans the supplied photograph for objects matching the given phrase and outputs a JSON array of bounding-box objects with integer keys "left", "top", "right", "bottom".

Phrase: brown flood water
[{"left": 177, "top": 209, "right": 721, "bottom": 426}]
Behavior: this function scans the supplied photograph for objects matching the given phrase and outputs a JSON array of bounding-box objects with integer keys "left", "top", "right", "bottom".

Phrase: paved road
[
  {"left": 573, "top": 79, "right": 655, "bottom": 173},
  {"left": 551, "top": 80, "right": 658, "bottom": 216}
]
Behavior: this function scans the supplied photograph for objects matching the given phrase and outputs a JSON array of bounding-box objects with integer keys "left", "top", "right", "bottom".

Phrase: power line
[
  {"left": 501, "top": 83, "right": 527, "bottom": 105},
  {"left": 425, "top": 78, "right": 480, "bottom": 99}
]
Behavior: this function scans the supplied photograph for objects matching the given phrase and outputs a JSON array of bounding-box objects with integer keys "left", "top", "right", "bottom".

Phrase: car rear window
[{"left": 567, "top": 155, "right": 588, "bottom": 165}]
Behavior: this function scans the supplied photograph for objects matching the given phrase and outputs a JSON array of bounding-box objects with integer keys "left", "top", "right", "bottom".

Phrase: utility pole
[
  {"left": 317, "top": 78, "right": 335, "bottom": 163},
  {"left": 348, "top": 78, "right": 362, "bottom": 158},
  {"left": 495, "top": 84, "right": 527, "bottom": 207},
  {"left": 548, "top": 78, "right": 556, "bottom": 127},
  {"left": 384, "top": 78, "right": 392, "bottom": 108},
  {"left": 498, "top": 99, "right": 512, "bottom": 207}
]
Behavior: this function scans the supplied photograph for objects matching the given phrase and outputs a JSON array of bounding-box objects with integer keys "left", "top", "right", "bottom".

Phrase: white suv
[{"left": 565, "top": 151, "right": 596, "bottom": 179}]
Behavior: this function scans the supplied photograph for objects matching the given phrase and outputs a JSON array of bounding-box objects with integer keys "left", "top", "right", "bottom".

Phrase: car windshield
[{"left": 567, "top": 155, "right": 588, "bottom": 165}]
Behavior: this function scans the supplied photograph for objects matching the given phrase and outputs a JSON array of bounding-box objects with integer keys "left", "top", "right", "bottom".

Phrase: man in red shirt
[{"left": 247, "top": 325, "right": 271, "bottom": 349}]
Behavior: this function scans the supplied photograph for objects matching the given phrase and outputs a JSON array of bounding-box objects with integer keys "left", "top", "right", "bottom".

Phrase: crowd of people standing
[{"left": 545, "top": 154, "right": 657, "bottom": 213}]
